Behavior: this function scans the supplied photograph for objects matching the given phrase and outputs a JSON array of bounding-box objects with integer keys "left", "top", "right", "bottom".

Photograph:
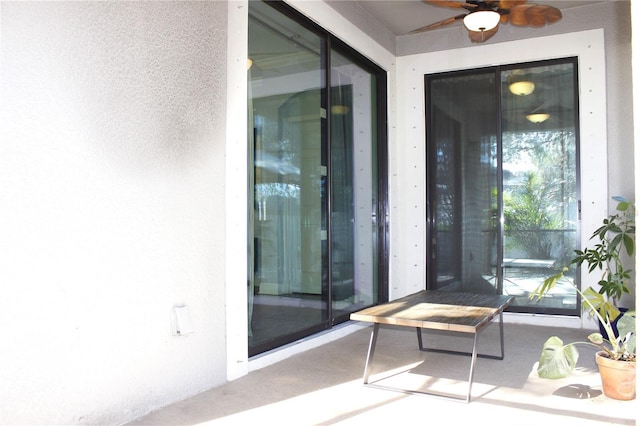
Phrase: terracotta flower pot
[{"left": 595, "top": 351, "right": 636, "bottom": 400}]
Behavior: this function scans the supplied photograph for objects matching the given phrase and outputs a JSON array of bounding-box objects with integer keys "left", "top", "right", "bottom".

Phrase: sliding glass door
[
  {"left": 248, "top": 1, "right": 387, "bottom": 356},
  {"left": 426, "top": 58, "right": 579, "bottom": 315}
]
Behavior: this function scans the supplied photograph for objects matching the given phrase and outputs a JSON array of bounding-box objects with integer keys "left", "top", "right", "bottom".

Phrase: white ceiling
[{"left": 355, "top": 0, "right": 607, "bottom": 36}]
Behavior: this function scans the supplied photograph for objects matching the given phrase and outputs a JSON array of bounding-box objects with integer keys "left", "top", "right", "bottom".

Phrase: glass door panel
[
  {"left": 427, "top": 71, "right": 499, "bottom": 294},
  {"left": 330, "top": 50, "right": 379, "bottom": 317},
  {"left": 248, "top": 2, "right": 327, "bottom": 355},
  {"left": 501, "top": 61, "right": 579, "bottom": 312}
]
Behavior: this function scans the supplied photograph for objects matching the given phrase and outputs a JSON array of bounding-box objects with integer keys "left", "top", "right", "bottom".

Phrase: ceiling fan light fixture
[
  {"left": 526, "top": 113, "right": 550, "bottom": 123},
  {"left": 509, "top": 80, "right": 535, "bottom": 96},
  {"left": 463, "top": 10, "right": 501, "bottom": 32}
]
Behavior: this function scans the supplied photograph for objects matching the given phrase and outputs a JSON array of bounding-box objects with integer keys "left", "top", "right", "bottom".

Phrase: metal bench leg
[
  {"left": 363, "top": 323, "right": 380, "bottom": 384},
  {"left": 413, "top": 312, "right": 506, "bottom": 402},
  {"left": 416, "top": 313, "right": 506, "bottom": 361},
  {"left": 466, "top": 333, "right": 480, "bottom": 403},
  {"left": 498, "top": 311, "right": 505, "bottom": 359}
]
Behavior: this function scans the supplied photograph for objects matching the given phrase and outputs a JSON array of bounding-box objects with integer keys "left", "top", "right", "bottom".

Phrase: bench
[{"left": 350, "top": 290, "right": 514, "bottom": 402}]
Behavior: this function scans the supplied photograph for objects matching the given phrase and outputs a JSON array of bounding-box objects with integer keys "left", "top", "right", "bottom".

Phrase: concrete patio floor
[{"left": 128, "top": 322, "right": 637, "bottom": 425}]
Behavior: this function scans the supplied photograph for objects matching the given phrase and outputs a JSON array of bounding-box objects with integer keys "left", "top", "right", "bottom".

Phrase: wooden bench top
[{"left": 350, "top": 290, "right": 513, "bottom": 333}]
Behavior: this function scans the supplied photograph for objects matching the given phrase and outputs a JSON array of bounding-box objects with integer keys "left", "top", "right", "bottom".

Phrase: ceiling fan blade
[
  {"left": 423, "top": 0, "right": 478, "bottom": 9},
  {"left": 497, "top": 0, "right": 528, "bottom": 10},
  {"left": 507, "top": 4, "right": 532, "bottom": 26},
  {"left": 539, "top": 4, "right": 562, "bottom": 24},
  {"left": 507, "top": 4, "right": 562, "bottom": 27},
  {"left": 408, "top": 14, "right": 466, "bottom": 34},
  {"left": 527, "top": 5, "right": 551, "bottom": 27},
  {"left": 467, "top": 25, "right": 499, "bottom": 43}
]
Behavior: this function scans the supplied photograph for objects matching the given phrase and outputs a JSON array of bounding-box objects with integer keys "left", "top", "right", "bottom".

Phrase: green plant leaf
[
  {"left": 602, "top": 302, "right": 621, "bottom": 323},
  {"left": 581, "top": 287, "right": 612, "bottom": 319},
  {"left": 530, "top": 268, "right": 567, "bottom": 301},
  {"left": 616, "top": 313, "right": 636, "bottom": 354},
  {"left": 614, "top": 199, "right": 630, "bottom": 211},
  {"left": 623, "top": 233, "right": 634, "bottom": 256},
  {"left": 587, "top": 332, "right": 604, "bottom": 344},
  {"left": 537, "top": 336, "right": 579, "bottom": 379}
]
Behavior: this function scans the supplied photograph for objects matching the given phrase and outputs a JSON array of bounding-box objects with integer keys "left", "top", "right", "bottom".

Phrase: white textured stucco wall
[{"left": 0, "top": 1, "right": 230, "bottom": 424}]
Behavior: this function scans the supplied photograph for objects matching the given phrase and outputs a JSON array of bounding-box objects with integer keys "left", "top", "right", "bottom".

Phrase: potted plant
[{"left": 530, "top": 196, "right": 636, "bottom": 400}]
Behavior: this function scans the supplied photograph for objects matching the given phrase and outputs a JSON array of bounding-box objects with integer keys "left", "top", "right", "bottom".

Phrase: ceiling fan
[{"left": 408, "top": 0, "right": 562, "bottom": 43}]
